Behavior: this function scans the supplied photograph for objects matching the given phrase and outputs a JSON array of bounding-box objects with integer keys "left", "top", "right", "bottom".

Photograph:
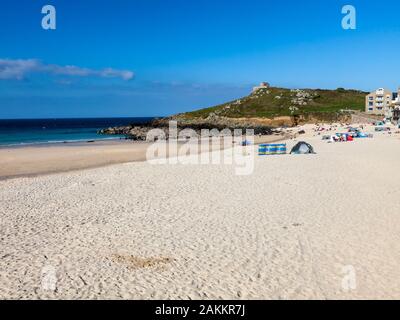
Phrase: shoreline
[
  {"left": 0, "top": 134, "right": 289, "bottom": 181},
  {"left": 0, "top": 136, "right": 128, "bottom": 150}
]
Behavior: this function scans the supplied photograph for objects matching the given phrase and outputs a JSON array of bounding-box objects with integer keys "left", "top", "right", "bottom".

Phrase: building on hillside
[
  {"left": 252, "top": 82, "right": 270, "bottom": 93},
  {"left": 365, "top": 88, "right": 394, "bottom": 118}
]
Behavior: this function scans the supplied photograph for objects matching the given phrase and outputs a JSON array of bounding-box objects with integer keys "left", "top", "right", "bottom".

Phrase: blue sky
[{"left": 1, "top": 0, "right": 400, "bottom": 119}]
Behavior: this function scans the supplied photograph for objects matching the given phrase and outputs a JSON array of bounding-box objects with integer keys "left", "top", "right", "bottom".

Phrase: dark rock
[{"left": 98, "top": 115, "right": 274, "bottom": 142}]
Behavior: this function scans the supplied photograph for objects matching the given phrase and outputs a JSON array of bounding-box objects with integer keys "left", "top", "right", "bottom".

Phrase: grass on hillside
[{"left": 183, "top": 87, "right": 367, "bottom": 119}]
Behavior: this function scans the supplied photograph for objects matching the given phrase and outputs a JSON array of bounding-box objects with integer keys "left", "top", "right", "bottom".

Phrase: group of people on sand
[
  {"left": 313, "top": 123, "right": 350, "bottom": 133},
  {"left": 330, "top": 134, "right": 353, "bottom": 143}
]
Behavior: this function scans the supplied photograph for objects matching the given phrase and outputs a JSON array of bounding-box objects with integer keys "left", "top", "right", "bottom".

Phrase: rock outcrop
[
  {"left": 99, "top": 115, "right": 277, "bottom": 141},
  {"left": 98, "top": 125, "right": 154, "bottom": 141}
]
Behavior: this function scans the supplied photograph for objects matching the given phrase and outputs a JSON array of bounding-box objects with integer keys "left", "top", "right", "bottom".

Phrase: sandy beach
[
  {"left": 0, "top": 135, "right": 286, "bottom": 180},
  {"left": 0, "top": 140, "right": 151, "bottom": 180},
  {"left": 1, "top": 124, "right": 400, "bottom": 299}
]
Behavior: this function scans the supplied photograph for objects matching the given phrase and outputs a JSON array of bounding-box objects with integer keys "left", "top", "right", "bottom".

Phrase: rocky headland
[{"left": 99, "top": 84, "right": 366, "bottom": 141}]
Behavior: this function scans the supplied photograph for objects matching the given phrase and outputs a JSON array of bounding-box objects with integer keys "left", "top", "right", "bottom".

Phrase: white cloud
[
  {"left": 0, "top": 58, "right": 134, "bottom": 81},
  {"left": 0, "top": 59, "right": 38, "bottom": 80}
]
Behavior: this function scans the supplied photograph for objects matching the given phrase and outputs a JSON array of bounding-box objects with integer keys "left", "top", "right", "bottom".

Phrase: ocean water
[{"left": 0, "top": 118, "right": 155, "bottom": 147}]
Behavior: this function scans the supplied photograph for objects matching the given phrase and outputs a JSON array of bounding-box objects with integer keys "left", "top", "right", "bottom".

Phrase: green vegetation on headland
[
  {"left": 99, "top": 86, "right": 368, "bottom": 140},
  {"left": 180, "top": 87, "right": 367, "bottom": 120}
]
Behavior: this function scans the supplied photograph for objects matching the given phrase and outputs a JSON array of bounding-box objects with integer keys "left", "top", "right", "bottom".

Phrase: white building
[
  {"left": 252, "top": 82, "right": 270, "bottom": 93},
  {"left": 365, "top": 88, "right": 400, "bottom": 119}
]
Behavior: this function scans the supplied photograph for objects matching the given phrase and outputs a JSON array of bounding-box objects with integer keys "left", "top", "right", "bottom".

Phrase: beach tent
[{"left": 290, "top": 141, "right": 315, "bottom": 154}]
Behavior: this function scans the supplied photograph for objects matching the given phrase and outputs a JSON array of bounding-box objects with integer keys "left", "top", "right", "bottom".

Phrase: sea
[{"left": 0, "top": 117, "right": 155, "bottom": 147}]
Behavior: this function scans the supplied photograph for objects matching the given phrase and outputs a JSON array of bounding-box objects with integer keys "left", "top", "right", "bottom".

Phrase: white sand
[
  {"left": 1, "top": 124, "right": 400, "bottom": 299},
  {"left": 0, "top": 135, "right": 284, "bottom": 180}
]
